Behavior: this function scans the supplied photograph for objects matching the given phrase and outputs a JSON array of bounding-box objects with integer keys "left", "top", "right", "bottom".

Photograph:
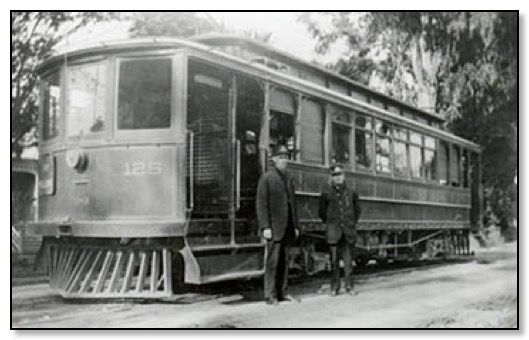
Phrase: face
[
  {"left": 331, "top": 172, "right": 345, "bottom": 185},
  {"left": 273, "top": 154, "right": 289, "bottom": 171}
]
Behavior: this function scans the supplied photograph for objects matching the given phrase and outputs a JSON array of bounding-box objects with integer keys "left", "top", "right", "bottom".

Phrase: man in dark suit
[
  {"left": 319, "top": 165, "right": 362, "bottom": 296},
  {"left": 256, "top": 145, "right": 299, "bottom": 305}
]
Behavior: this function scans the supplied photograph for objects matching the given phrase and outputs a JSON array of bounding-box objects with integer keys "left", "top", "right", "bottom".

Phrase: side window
[
  {"left": 269, "top": 89, "right": 296, "bottom": 159},
  {"left": 355, "top": 114, "right": 373, "bottom": 170},
  {"left": 438, "top": 141, "right": 450, "bottom": 185},
  {"left": 42, "top": 70, "right": 61, "bottom": 141},
  {"left": 375, "top": 119, "right": 391, "bottom": 173},
  {"left": 409, "top": 131, "right": 422, "bottom": 178},
  {"left": 331, "top": 105, "right": 351, "bottom": 165},
  {"left": 67, "top": 62, "right": 107, "bottom": 136},
  {"left": 423, "top": 136, "right": 437, "bottom": 181},
  {"left": 393, "top": 126, "right": 408, "bottom": 177},
  {"left": 462, "top": 149, "right": 469, "bottom": 188},
  {"left": 451, "top": 145, "right": 461, "bottom": 186},
  {"left": 300, "top": 98, "right": 325, "bottom": 164},
  {"left": 118, "top": 58, "right": 172, "bottom": 130}
]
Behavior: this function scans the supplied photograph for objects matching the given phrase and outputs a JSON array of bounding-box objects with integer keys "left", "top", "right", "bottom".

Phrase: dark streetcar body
[{"left": 28, "top": 36, "right": 483, "bottom": 299}]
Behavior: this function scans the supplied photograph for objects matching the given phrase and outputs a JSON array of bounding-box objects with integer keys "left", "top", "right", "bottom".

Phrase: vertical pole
[
  {"left": 295, "top": 93, "right": 303, "bottom": 162},
  {"left": 229, "top": 75, "right": 237, "bottom": 245},
  {"left": 259, "top": 82, "right": 270, "bottom": 174}
]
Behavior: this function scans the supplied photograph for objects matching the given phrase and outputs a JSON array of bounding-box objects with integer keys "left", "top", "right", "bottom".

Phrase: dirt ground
[{"left": 11, "top": 241, "right": 518, "bottom": 329}]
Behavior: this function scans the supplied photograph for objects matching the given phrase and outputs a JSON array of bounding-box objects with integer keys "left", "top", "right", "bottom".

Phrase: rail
[{"left": 187, "top": 130, "right": 194, "bottom": 212}]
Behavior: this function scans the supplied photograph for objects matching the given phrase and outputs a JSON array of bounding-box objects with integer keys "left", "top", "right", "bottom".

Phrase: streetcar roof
[{"left": 36, "top": 37, "right": 481, "bottom": 152}]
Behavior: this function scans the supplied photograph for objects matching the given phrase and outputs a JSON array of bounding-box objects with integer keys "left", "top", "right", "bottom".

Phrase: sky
[{"left": 54, "top": 12, "right": 347, "bottom": 65}]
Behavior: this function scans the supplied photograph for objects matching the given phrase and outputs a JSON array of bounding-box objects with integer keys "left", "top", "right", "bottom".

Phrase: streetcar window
[
  {"left": 355, "top": 114, "right": 373, "bottom": 170},
  {"left": 394, "top": 141, "right": 408, "bottom": 177},
  {"left": 410, "top": 131, "right": 422, "bottom": 145},
  {"left": 42, "top": 70, "right": 61, "bottom": 141},
  {"left": 332, "top": 124, "right": 350, "bottom": 164},
  {"left": 67, "top": 62, "right": 107, "bottom": 136},
  {"left": 355, "top": 131, "right": 373, "bottom": 169},
  {"left": 462, "top": 150, "right": 469, "bottom": 188},
  {"left": 451, "top": 145, "right": 461, "bottom": 186},
  {"left": 393, "top": 126, "right": 407, "bottom": 140},
  {"left": 438, "top": 141, "right": 450, "bottom": 185},
  {"left": 118, "top": 58, "right": 171, "bottom": 130},
  {"left": 375, "top": 136, "right": 391, "bottom": 173},
  {"left": 270, "top": 111, "right": 295, "bottom": 160},
  {"left": 300, "top": 98, "right": 324, "bottom": 164},
  {"left": 410, "top": 145, "right": 422, "bottom": 178},
  {"left": 424, "top": 149, "right": 437, "bottom": 181},
  {"left": 375, "top": 119, "right": 391, "bottom": 136}
]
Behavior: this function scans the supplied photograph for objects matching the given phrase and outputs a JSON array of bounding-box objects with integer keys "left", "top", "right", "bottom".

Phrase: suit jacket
[
  {"left": 319, "top": 184, "right": 362, "bottom": 245},
  {"left": 256, "top": 168, "right": 299, "bottom": 242}
]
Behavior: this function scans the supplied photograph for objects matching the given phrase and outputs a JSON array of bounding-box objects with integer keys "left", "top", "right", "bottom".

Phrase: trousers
[
  {"left": 264, "top": 240, "right": 290, "bottom": 300},
  {"left": 329, "top": 235, "right": 354, "bottom": 292}
]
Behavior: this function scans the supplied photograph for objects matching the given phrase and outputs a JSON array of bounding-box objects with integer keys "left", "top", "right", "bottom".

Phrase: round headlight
[{"left": 66, "top": 148, "right": 88, "bottom": 172}]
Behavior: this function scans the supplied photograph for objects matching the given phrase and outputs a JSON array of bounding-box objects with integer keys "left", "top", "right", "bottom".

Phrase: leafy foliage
[
  {"left": 300, "top": 12, "right": 518, "bottom": 230},
  {"left": 11, "top": 11, "right": 120, "bottom": 158}
]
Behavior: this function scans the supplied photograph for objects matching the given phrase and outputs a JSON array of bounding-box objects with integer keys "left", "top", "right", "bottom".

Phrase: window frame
[
  {"left": 65, "top": 59, "right": 110, "bottom": 140},
  {"left": 354, "top": 113, "right": 375, "bottom": 172},
  {"left": 40, "top": 67, "right": 63, "bottom": 144},
  {"left": 114, "top": 54, "right": 180, "bottom": 141},
  {"left": 330, "top": 105, "right": 353, "bottom": 167}
]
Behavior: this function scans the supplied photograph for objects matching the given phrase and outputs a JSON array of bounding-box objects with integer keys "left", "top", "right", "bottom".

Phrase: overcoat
[
  {"left": 256, "top": 168, "right": 299, "bottom": 242},
  {"left": 319, "top": 184, "right": 362, "bottom": 245}
]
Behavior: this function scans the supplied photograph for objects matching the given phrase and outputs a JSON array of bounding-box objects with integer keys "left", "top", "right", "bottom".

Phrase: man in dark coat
[
  {"left": 256, "top": 145, "right": 299, "bottom": 305},
  {"left": 319, "top": 165, "right": 362, "bottom": 296}
]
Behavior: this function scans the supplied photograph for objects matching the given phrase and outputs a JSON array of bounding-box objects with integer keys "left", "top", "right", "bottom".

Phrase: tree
[
  {"left": 300, "top": 12, "right": 518, "bottom": 231},
  {"left": 129, "top": 12, "right": 273, "bottom": 43},
  {"left": 11, "top": 11, "right": 120, "bottom": 158},
  {"left": 129, "top": 12, "right": 226, "bottom": 38}
]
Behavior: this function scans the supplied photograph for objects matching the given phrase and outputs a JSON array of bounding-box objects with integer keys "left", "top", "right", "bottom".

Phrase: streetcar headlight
[{"left": 65, "top": 148, "right": 88, "bottom": 172}]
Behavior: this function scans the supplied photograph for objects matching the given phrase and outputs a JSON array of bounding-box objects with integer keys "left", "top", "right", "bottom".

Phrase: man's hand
[
  {"left": 263, "top": 228, "right": 272, "bottom": 240},
  {"left": 295, "top": 229, "right": 300, "bottom": 238}
]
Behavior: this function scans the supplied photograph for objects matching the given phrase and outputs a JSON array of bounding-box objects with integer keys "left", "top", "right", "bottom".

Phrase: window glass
[
  {"left": 451, "top": 145, "right": 461, "bottom": 186},
  {"left": 375, "top": 119, "right": 391, "bottom": 135},
  {"left": 300, "top": 99, "right": 324, "bottom": 164},
  {"left": 410, "top": 131, "right": 422, "bottom": 144},
  {"left": 270, "top": 111, "right": 295, "bottom": 160},
  {"left": 410, "top": 145, "right": 422, "bottom": 178},
  {"left": 393, "top": 126, "right": 407, "bottom": 140},
  {"left": 355, "top": 130, "right": 373, "bottom": 169},
  {"left": 118, "top": 58, "right": 172, "bottom": 129},
  {"left": 333, "top": 110, "right": 350, "bottom": 123},
  {"left": 424, "top": 149, "right": 437, "bottom": 181},
  {"left": 462, "top": 150, "right": 469, "bottom": 188},
  {"left": 375, "top": 136, "right": 391, "bottom": 173},
  {"left": 67, "top": 62, "right": 107, "bottom": 136},
  {"left": 355, "top": 115, "right": 372, "bottom": 130},
  {"left": 438, "top": 141, "right": 450, "bottom": 185},
  {"left": 42, "top": 71, "right": 61, "bottom": 140},
  {"left": 332, "top": 123, "right": 350, "bottom": 164},
  {"left": 424, "top": 136, "right": 436, "bottom": 149},
  {"left": 394, "top": 141, "right": 408, "bottom": 177}
]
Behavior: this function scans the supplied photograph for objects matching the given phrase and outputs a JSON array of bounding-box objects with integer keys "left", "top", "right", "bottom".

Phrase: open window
[
  {"left": 355, "top": 114, "right": 374, "bottom": 170},
  {"left": 269, "top": 89, "right": 296, "bottom": 160}
]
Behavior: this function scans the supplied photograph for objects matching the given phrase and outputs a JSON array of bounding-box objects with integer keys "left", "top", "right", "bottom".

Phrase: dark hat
[
  {"left": 272, "top": 144, "right": 289, "bottom": 157},
  {"left": 330, "top": 165, "right": 344, "bottom": 175}
]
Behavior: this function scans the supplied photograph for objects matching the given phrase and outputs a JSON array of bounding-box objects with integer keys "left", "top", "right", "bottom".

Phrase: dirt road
[{"left": 11, "top": 242, "right": 517, "bottom": 328}]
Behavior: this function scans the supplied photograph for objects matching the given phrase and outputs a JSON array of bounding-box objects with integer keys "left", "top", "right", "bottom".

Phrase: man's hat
[
  {"left": 272, "top": 144, "right": 289, "bottom": 157},
  {"left": 330, "top": 165, "right": 344, "bottom": 175}
]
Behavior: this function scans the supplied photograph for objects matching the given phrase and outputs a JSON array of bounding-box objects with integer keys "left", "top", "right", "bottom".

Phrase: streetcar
[{"left": 29, "top": 35, "right": 482, "bottom": 298}]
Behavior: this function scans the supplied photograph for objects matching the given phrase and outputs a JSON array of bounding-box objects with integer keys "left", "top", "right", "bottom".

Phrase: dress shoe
[
  {"left": 345, "top": 288, "right": 358, "bottom": 296},
  {"left": 266, "top": 298, "right": 279, "bottom": 306},
  {"left": 279, "top": 295, "right": 300, "bottom": 302}
]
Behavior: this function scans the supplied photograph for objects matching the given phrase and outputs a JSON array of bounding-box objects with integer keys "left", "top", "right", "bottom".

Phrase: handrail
[
  {"left": 186, "top": 130, "right": 194, "bottom": 212},
  {"left": 235, "top": 139, "right": 241, "bottom": 211}
]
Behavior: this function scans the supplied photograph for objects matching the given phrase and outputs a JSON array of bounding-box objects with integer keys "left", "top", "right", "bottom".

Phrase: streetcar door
[
  {"left": 235, "top": 76, "right": 264, "bottom": 218},
  {"left": 186, "top": 61, "right": 232, "bottom": 217}
]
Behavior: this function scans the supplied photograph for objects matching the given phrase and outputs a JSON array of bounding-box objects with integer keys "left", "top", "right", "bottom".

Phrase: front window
[
  {"left": 42, "top": 70, "right": 61, "bottom": 140},
  {"left": 118, "top": 58, "right": 172, "bottom": 130},
  {"left": 67, "top": 62, "right": 107, "bottom": 136}
]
